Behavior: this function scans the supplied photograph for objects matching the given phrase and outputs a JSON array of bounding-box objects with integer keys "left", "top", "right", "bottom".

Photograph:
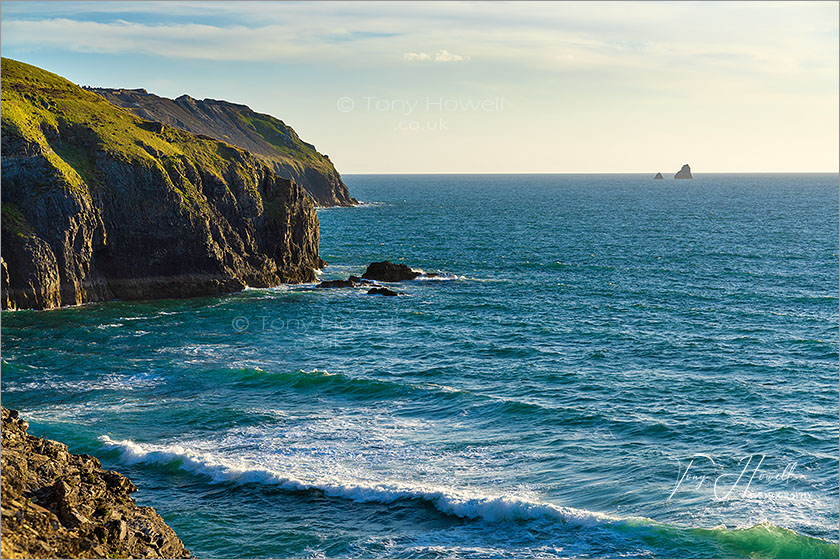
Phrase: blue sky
[{"left": 2, "top": 1, "right": 837, "bottom": 173}]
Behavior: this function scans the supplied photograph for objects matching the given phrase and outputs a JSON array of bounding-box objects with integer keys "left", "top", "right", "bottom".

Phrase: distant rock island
[
  {"left": 654, "top": 172, "right": 664, "bottom": 179},
  {"left": 89, "top": 88, "right": 356, "bottom": 207},
  {"left": 674, "top": 164, "right": 693, "bottom": 179}
]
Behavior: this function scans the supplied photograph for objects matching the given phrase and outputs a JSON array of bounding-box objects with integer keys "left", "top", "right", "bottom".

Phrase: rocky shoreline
[{"left": 1, "top": 407, "right": 189, "bottom": 559}]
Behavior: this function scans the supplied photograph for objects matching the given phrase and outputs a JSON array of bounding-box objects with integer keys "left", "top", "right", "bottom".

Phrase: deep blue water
[{"left": 2, "top": 174, "right": 838, "bottom": 558}]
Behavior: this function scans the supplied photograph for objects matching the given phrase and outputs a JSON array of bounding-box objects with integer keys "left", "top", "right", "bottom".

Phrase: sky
[{"left": 1, "top": 1, "right": 837, "bottom": 173}]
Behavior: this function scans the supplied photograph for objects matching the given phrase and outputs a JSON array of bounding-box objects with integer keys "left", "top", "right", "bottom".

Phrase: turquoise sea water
[{"left": 2, "top": 174, "right": 838, "bottom": 558}]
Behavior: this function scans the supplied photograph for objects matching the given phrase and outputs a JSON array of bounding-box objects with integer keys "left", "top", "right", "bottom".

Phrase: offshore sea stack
[
  {"left": 89, "top": 88, "right": 357, "bottom": 207},
  {"left": 361, "top": 261, "right": 421, "bottom": 282},
  {"left": 1, "top": 58, "right": 324, "bottom": 310},
  {"left": 654, "top": 172, "right": 664, "bottom": 179},
  {"left": 674, "top": 164, "right": 693, "bottom": 179},
  {"left": 0, "top": 408, "right": 190, "bottom": 559}
]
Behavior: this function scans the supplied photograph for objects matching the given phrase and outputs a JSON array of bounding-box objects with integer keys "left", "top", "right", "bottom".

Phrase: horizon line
[{"left": 340, "top": 171, "right": 840, "bottom": 175}]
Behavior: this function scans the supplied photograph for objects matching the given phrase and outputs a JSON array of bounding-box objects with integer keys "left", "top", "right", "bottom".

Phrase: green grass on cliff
[
  {"left": 231, "top": 105, "right": 335, "bottom": 175},
  {"left": 1, "top": 204, "right": 34, "bottom": 238},
  {"left": 1, "top": 58, "right": 268, "bottom": 211}
]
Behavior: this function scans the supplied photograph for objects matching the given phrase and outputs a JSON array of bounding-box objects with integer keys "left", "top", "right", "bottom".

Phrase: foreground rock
[
  {"left": 654, "top": 172, "right": 664, "bottom": 179},
  {"left": 89, "top": 88, "right": 356, "bottom": 207},
  {"left": 674, "top": 164, "right": 693, "bottom": 179},
  {"left": 361, "top": 261, "right": 421, "bottom": 282},
  {"left": 1, "top": 408, "right": 189, "bottom": 559},
  {"left": 2, "top": 58, "right": 324, "bottom": 310}
]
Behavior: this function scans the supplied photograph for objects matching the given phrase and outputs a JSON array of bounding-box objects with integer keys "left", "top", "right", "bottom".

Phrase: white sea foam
[
  {"left": 98, "top": 435, "right": 617, "bottom": 526},
  {"left": 416, "top": 273, "right": 467, "bottom": 281},
  {"left": 5, "top": 373, "right": 162, "bottom": 393}
]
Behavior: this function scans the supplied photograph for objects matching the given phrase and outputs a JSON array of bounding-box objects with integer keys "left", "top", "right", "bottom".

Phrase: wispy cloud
[
  {"left": 2, "top": 1, "right": 835, "bottom": 76},
  {"left": 1, "top": 1, "right": 834, "bottom": 172},
  {"left": 403, "top": 50, "right": 470, "bottom": 63}
]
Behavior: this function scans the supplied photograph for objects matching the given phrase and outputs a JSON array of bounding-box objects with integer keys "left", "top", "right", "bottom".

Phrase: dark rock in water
[
  {"left": 367, "top": 287, "right": 402, "bottom": 296},
  {"left": 348, "top": 275, "right": 375, "bottom": 285},
  {"left": 424, "top": 272, "right": 441, "bottom": 278},
  {"left": 674, "top": 164, "right": 693, "bottom": 179},
  {"left": 362, "top": 261, "right": 421, "bottom": 282},
  {"left": 2, "top": 58, "right": 324, "bottom": 310},
  {"left": 654, "top": 172, "right": 664, "bottom": 179},
  {"left": 317, "top": 279, "right": 356, "bottom": 288},
  {"left": 0, "top": 407, "right": 190, "bottom": 559}
]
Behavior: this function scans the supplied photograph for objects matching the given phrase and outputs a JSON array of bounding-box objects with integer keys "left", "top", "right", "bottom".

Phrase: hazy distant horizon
[
  {"left": 341, "top": 170, "right": 840, "bottom": 175},
  {"left": 2, "top": 1, "right": 837, "bottom": 174}
]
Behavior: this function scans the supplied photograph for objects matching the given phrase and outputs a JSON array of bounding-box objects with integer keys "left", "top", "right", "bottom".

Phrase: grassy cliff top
[
  {"left": 1, "top": 57, "right": 270, "bottom": 205},
  {"left": 89, "top": 86, "right": 338, "bottom": 179}
]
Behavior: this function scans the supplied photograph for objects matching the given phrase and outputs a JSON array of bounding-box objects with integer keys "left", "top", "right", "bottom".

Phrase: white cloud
[
  {"left": 403, "top": 52, "right": 432, "bottom": 62},
  {"left": 403, "top": 50, "right": 470, "bottom": 63},
  {"left": 433, "top": 50, "right": 469, "bottom": 62}
]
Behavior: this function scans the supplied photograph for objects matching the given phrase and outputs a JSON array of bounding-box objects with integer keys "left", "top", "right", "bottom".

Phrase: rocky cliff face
[
  {"left": 1, "top": 58, "right": 324, "bottom": 310},
  {"left": 89, "top": 88, "right": 356, "bottom": 207},
  {"left": 1, "top": 408, "right": 190, "bottom": 559}
]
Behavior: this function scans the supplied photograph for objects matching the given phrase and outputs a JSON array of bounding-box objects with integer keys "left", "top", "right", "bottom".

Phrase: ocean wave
[
  {"left": 97, "top": 436, "right": 840, "bottom": 558},
  {"left": 96, "top": 435, "right": 612, "bottom": 525}
]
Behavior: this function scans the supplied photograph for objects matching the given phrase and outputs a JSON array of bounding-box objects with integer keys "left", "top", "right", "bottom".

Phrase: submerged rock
[
  {"left": 674, "top": 164, "right": 693, "bottom": 179},
  {"left": 367, "top": 287, "right": 402, "bottom": 296},
  {"left": 654, "top": 172, "right": 664, "bottom": 179},
  {"left": 0, "top": 407, "right": 190, "bottom": 559},
  {"left": 361, "top": 261, "right": 421, "bottom": 282}
]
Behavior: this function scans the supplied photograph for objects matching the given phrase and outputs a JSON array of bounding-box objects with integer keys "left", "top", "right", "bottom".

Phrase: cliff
[
  {"left": 1, "top": 58, "right": 324, "bottom": 310},
  {"left": 89, "top": 88, "right": 356, "bottom": 207},
  {"left": 1, "top": 408, "right": 190, "bottom": 558}
]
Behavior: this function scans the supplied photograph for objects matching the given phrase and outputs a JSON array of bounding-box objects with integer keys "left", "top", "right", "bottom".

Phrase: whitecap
[{"left": 97, "top": 435, "right": 618, "bottom": 526}]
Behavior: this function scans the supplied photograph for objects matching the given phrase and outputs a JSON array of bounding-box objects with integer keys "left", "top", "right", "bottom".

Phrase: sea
[{"left": 2, "top": 173, "right": 838, "bottom": 558}]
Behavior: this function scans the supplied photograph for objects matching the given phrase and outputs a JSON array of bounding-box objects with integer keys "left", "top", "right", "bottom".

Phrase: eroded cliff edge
[
  {"left": 89, "top": 88, "right": 357, "bottom": 207},
  {"left": 1, "top": 58, "right": 324, "bottom": 310},
  {"left": 1, "top": 407, "right": 190, "bottom": 559}
]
